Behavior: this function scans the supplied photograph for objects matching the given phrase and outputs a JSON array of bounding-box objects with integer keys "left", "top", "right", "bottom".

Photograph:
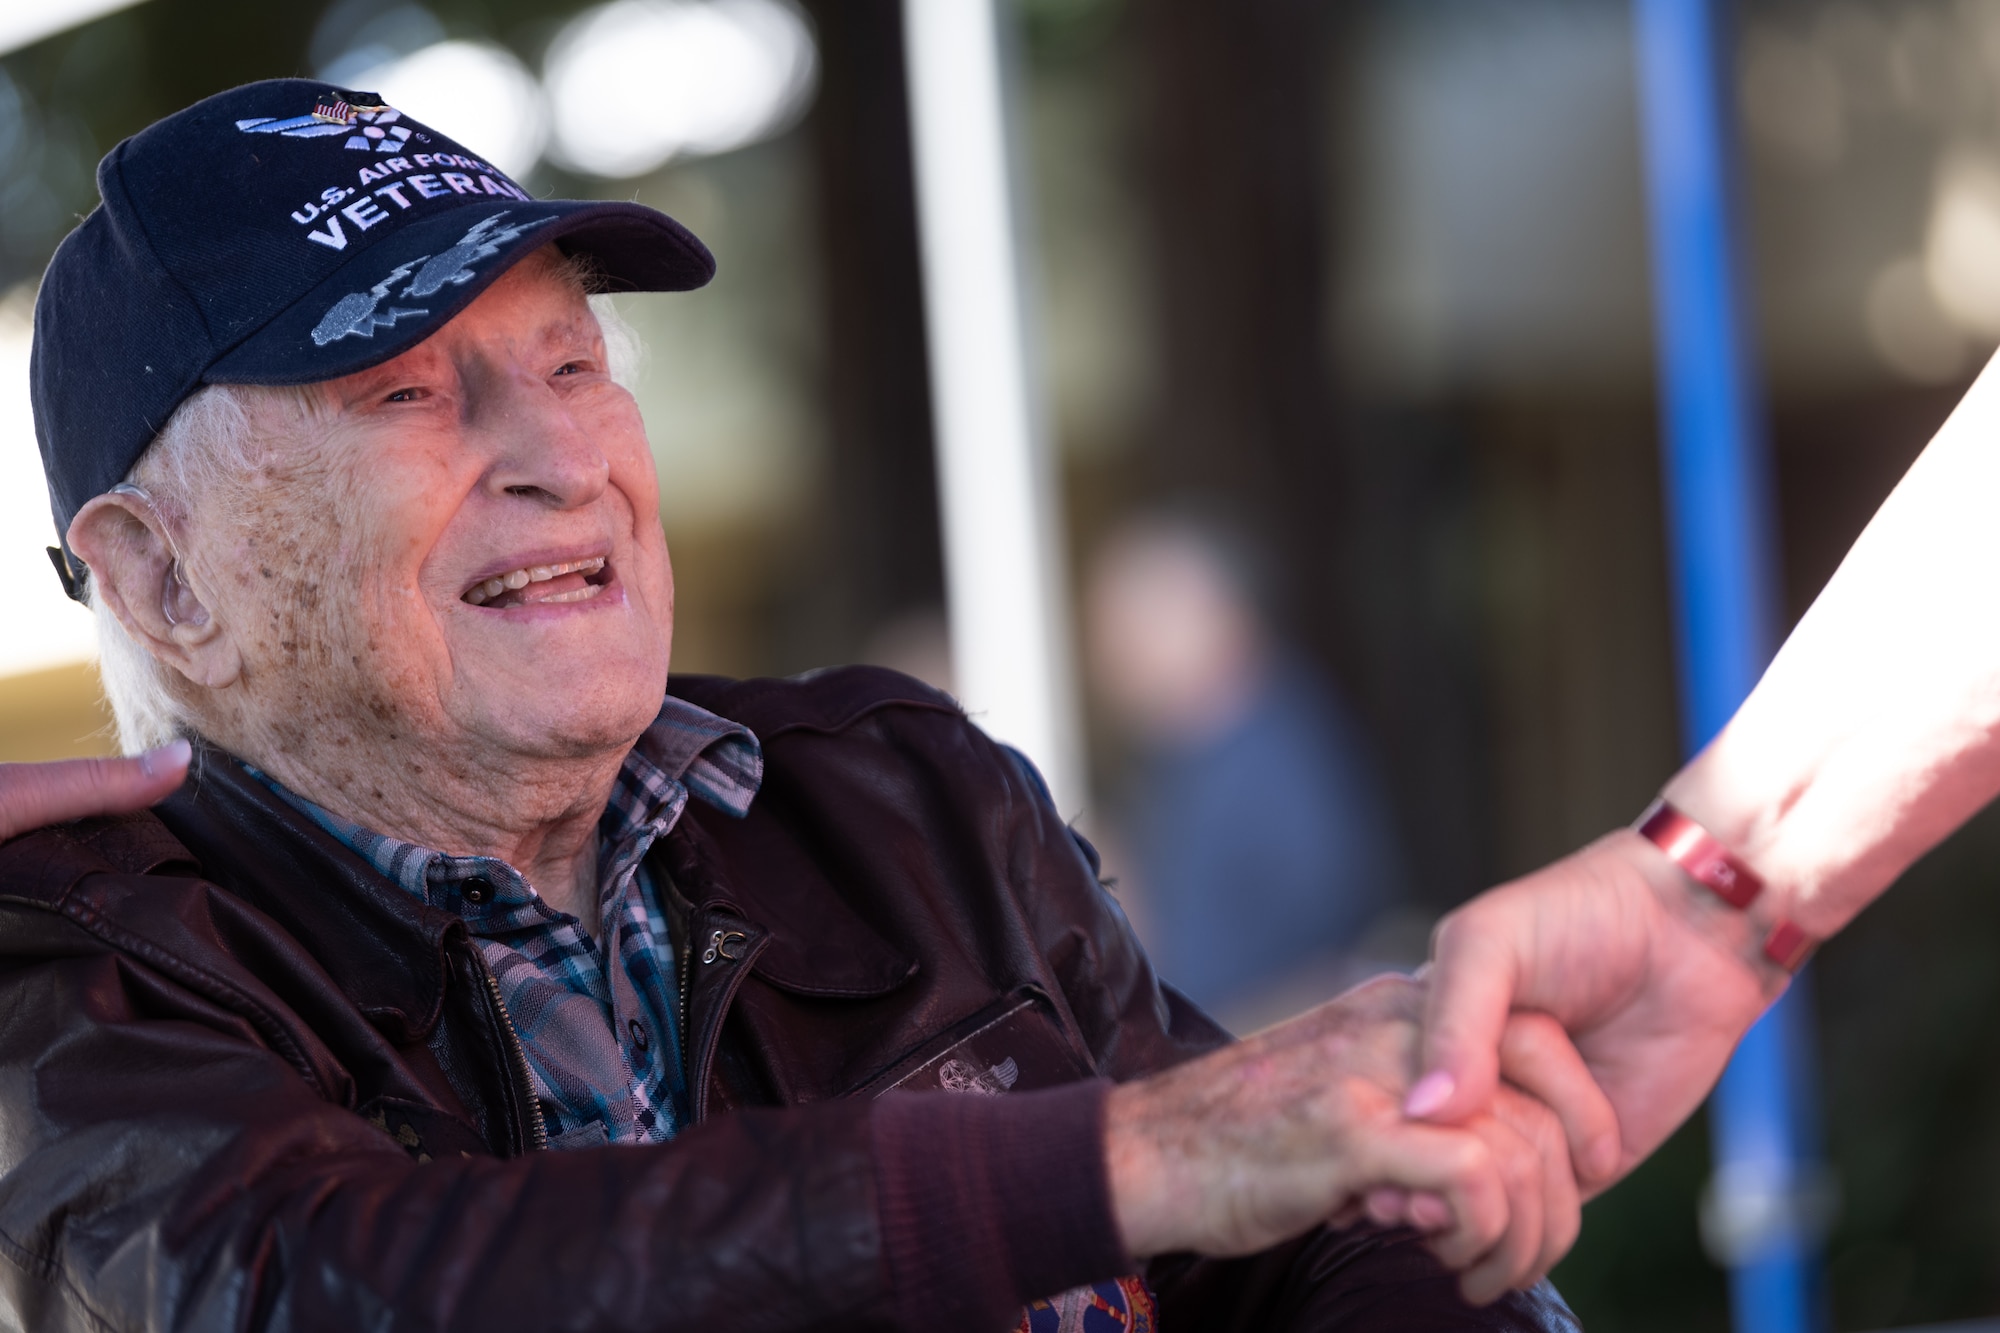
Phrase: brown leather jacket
[{"left": 0, "top": 667, "right": 1579, "bottom": 1332}]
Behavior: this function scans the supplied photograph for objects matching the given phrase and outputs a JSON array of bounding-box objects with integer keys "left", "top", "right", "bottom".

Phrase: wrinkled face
[{"left": 189, "top": 250, "right": 674, "bottom": 780}]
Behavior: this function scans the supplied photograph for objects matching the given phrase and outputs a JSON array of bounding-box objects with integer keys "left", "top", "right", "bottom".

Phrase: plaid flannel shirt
[{"left": 253, "top": 696, "right": 762, "bottom": 1149}]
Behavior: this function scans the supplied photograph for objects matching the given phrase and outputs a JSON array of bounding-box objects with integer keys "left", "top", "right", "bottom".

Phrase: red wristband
[
  {"left": 1760, "top": 919, "right": 1816, "bottom": 971},
  {"left": 1634, "top": 799, "right": 1816, "bottom": 972},
  {"left": 1634, "top": 799, "right": 1764, "bottom": 908}
]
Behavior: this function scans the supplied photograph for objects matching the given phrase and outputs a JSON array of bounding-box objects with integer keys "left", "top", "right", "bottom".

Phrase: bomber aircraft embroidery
[
  {"left": 404, "top": 211, "right": 555, "bottom": 298},
  {"left": 310, "top": 211, "right": 557, "bottom": 346},
  {"left": 312, "top": 258, "right": 431, "bottom": 347}
]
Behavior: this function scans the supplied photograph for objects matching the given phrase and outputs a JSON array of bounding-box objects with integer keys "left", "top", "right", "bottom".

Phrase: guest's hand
[
  {"left": 0, "top": 739, "right": 191, "bottom": 842},
  {"left": 1410, "top": 830, "right": 1777, "bottom": 1190},
  {"left": 1104, "top": 974, "right": 1615, "bottom": 1304}
]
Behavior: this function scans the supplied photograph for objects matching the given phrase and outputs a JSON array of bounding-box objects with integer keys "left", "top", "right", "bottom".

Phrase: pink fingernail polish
[
  {"left": 1404, "top": 1070, "right": 1455, "bottom": 1118},
  {"left": 139, "top": 738, "right": 191, "bottom": 779},
  {"left": 1409, "top": 1192, "right": 1452, "bottom": 1230},
  {"left": 1364, "top": 1187, "right": 1405, "bottom": 1222}
]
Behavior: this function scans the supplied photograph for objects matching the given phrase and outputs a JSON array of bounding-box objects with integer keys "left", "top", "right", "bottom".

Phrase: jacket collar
[
  {"left": 662, "top": 806, "right": 917, "bottom": 999},
  {"left": 662, "top": 669, "right": 935, "bottom": 1000},
  {"left": 155, "top": 741, "right": 468, "bottom": 1043},
  {"left": 150, "top": 670, "right": 929, "bottom": 1032},
  {"left": 159, "top": 752, "right": 915, "bottom": 1031}
]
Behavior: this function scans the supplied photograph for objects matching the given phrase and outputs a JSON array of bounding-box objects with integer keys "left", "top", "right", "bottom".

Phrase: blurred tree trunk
[
  {"left": 1131, "top": 0, "right": 1490, "bottom": 905},
  {"left": 797, "top": 0, "right": 946, "bottom": 661}
]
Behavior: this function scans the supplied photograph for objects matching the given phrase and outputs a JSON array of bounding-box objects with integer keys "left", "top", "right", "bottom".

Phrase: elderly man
[{"left": 0, "top": 82, "right": 1594, "bottom": 1331}]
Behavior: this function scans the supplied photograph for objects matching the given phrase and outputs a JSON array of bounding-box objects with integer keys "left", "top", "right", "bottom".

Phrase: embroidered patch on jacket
[
  {"left": 937, "top": 1055, "right": 1018, "bottom": 1095},
  {"left": 864, "top": 989, "right": 1093, "bottom": 1100},
  {"left": 1015, "top": 1276, "right": 1156, "bottom": 1333},
  {"left": 237, "top": 96, "right": 416, "bottom": 153}
]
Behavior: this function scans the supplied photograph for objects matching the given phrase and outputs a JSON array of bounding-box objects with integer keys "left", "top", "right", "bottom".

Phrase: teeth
[{"left": 463, "top": 557, "right": 607, "bottom": 605}]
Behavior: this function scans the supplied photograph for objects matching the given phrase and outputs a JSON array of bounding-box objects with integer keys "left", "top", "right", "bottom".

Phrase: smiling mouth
[{"left": 462, "top": 557, "right": 611, "bottom": 609}]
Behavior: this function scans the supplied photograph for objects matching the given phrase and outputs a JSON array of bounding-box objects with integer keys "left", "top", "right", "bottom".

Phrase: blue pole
[{"left": 1631, "top": 2, "right": 1825, "bottom": 1330}]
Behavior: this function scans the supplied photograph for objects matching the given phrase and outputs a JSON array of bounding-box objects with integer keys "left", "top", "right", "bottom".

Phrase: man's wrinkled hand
[
  {"left": 0, "top": 739, "right": 191, "bottom": 842},
  {"left": 1104, "top": 974, "right": 1612, "bottom": 1304}
]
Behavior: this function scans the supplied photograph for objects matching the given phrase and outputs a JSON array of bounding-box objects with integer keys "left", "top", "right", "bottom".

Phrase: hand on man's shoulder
[{"left": 0, "top": 739, "right": 190, "bottom": 843}]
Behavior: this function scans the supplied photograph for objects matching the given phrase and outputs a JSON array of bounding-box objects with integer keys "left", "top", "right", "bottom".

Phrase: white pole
[{"left": 900, "top": 0, "right": 1084, "bottom": 812}]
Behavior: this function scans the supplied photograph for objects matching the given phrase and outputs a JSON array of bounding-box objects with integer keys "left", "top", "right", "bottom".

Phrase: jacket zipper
[
  {"left": 688, "top": 927, "right": 762, "bottom": 1125},
  {"left": 476, "top": 957, "right": 549, "bottom": 1153},
  {"left": 678, "top": 923, "right": 693, "bottom": 1090}
]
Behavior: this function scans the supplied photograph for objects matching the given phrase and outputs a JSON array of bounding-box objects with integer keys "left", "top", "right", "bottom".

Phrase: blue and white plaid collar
[{"left": 251, "top": 693, "right": 762, "bottom": 913}]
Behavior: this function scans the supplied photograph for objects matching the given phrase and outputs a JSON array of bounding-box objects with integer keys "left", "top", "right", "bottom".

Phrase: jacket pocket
[{"left": 851, "top": 985, "right": 1094, "bottom": 1099}]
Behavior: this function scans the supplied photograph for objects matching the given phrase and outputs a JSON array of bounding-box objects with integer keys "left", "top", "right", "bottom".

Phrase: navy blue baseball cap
[{"left": 32, "top": 77, "right": 714, "bottom": 601}]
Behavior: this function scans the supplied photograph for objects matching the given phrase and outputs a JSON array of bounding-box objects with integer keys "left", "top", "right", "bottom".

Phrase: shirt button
[
  {"left": 463, "top": 878, "right": 491, "bottom": 905},
  {"left": 628, "top": 1018, "right": 650, "bottom": 1052}
]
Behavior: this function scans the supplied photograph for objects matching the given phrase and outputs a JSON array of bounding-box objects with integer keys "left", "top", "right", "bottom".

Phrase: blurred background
[{"left": 8, "top": 0, "right": 2000, "bottom": 1326}]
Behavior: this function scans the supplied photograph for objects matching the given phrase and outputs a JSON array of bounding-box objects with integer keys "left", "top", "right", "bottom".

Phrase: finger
[
  {"left": 1410, "top": 907, "right": 1520, "bottom": 1123},
  {"left": 1500, "top": 1010, "right": 1622, "bottom": 1192},
  {"left": 1368, "top": 1187, "right": 1452, "bottom": 1235},
  {"left": 1406, "top": 1191, "right": 1451, "bottom": 1230},
  {"left": 1364, "top": 1186, "right": 1409, "bottom": 1227},
  {"left": 1358, "top": 1124, "right": 1509, "bottom": 1270},
  {"left": 0, "top": 740, "right": 191, "bottom": 842},
  {"left": 1492, "top": 1086, "right": 1581, "bottom": 1289},
  {"left": 1453, "top": 1113, "right": 1544, "bottom": 1304}
]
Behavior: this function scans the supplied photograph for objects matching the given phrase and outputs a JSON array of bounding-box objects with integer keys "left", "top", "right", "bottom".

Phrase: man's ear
[{"left": 67, "top": 492, "right": 242, "bottom": 690}]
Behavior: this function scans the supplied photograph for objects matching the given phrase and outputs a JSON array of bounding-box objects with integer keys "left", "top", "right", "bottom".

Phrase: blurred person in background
[
  {"left": 1087, "top": 513, "right": 1408, "bottom": 1030},
  {"left": 0, "top": 80, "right": 1598, "bottom": 1331}
]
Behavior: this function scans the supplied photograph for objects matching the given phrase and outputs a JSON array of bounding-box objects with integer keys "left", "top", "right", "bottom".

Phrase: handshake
[
  {"left": 1105, "top": 971, "right": 1615, "bottom": 1306},
  {"left": 1107, "top": 819, "right": 1786, "bottom": 1305}
]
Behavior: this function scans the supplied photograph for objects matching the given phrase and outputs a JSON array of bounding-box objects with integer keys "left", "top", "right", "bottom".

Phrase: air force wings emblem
[
  {"left": 310, "top": 211, "right": 556, "bottom": 347},
  {"left": 238, "top": 97, "right": 416, "bottom": 153}
]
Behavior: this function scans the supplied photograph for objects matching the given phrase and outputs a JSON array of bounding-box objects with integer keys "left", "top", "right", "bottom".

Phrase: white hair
[
  {"left": 592, "top": 292, "right": 643, "bottom": 387},
  {"left": 91, "top": 284, "right": 643, "bottom": 755}
]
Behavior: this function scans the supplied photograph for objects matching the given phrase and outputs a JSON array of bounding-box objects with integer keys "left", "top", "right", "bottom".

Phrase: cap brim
[{"left": 205, "top": 199, "right": 711, "bottom": 385}]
